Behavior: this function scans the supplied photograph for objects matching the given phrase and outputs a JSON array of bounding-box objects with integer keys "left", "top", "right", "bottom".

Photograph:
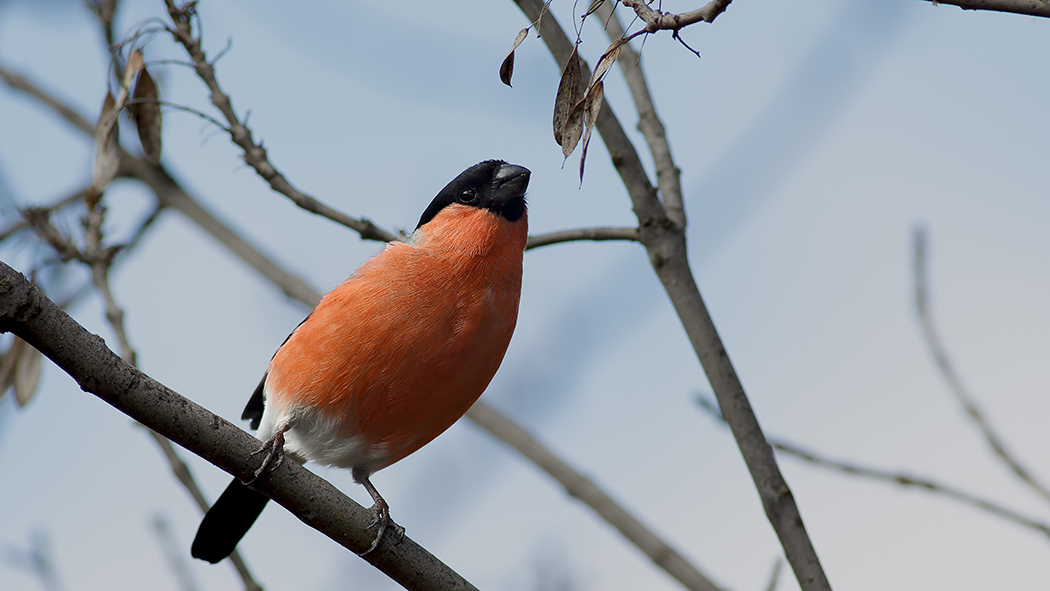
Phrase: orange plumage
[
  {"left": 192, "top": 160, "right": 530, "bottom": 562},
  {"left": 265, "top": 202, "right": 527, "bottom": 471}
]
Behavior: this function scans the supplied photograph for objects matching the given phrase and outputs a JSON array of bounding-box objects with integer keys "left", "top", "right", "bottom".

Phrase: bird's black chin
[{"left": 499, "top": 195, "right": 527, "bottom": 223}]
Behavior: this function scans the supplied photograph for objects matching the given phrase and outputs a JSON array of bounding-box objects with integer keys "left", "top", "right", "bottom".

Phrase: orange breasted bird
[{"left": 191, "top": 160, "right": 530, "bottom": 562}]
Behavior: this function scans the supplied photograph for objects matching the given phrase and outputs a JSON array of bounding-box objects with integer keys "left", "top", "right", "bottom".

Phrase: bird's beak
[{"left": 493, "top": 163, "right": 531, "bottom": 204}]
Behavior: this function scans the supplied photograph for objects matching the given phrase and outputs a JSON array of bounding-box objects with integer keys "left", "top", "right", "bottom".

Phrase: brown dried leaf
[
  {"left": 553, "top": 46, "right": 585, "bottom": 146},
  {"left": 579, "top": 81, "right": 605, "bottom": 184},
  {"left": 13, "top": 340, "right": 42, "bottom": 407},
  {"left": 584, "top": 0, "right": 606, "bottom": 17},
  {"left": 94, "top": 91, "right": 120, "bottom": 191},
  {"left": 120, "top": 49, "right": 144, "bottom": 100},
  {"left": 586, "top": 38, "right": 626, "bottom": 93},
  {"left": 560, "top": 99, "right": 586, "bottom": 160},
  {"left": 132, "top": 67, "right": 163, "bottom": 164},
  {"left": 500, "top": 27, "right": 530, "bottom": 87}
]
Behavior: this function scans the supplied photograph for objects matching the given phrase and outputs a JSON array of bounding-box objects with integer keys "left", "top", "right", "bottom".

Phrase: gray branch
[
  {"left": 0, "top": 262, "right": 478, "bottom": 591},
  {"left": 511, "top": 2, "right": 832, "bottom": 589}
]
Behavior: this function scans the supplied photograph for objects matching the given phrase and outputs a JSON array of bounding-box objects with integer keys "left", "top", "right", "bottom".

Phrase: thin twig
[
  {"left": 161, "top": 0, "right": 396, "bottom": 243},
  {"left": 0, "top": 64, "right": 94, "bottom": 135},
  {"left": 1, "top": 187, "right": 92, "bottom": 243},
  {"left": 620, "top": 0, "right": 734, "bottom": 33},
  {"left": 918, "top": 0, "right": 1050, "bottom": 17},
  {"left": 0, "top": 42, "right": 701, "bottom": 589},
  {"left": 513, "top": 3, "right": 832, "bottom": 590},
  {"left": 526, "top": 226, "right": 639, "bottom": 249},
  {"left": 596, "top": 3, "right": 685, "bottom": 228},
  {"left": 913, "top": 226, "right": 1050, "bottom": 504},
  {"left": 695, "top": 395, "right": 1050, "bottom": 541},
  {"left": 467, "top": 401, "right": 723, "bottom": 591},
  {"left": 0, "top": 264, "right": 480, "bottom": 591},
  {"left": 763, "top": 559, "right": 784, "bottom": 591}
]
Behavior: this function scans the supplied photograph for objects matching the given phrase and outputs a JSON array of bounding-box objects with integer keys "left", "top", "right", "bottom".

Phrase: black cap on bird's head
[{"left": 416, "top": 160, "right": 530, "bottom": 230}]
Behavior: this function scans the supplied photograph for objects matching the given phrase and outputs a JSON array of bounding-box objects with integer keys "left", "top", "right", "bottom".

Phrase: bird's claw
[
  {"left": 359, "top": 500, "right": 404, "bottom": 556},
  {"left": 244, "top": 428, "right": 286, "bottom": 486}
]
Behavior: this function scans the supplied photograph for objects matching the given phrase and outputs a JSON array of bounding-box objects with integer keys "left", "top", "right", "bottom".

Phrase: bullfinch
[{"left": 191, "top": 160, "right": 530, "bottom": 562}]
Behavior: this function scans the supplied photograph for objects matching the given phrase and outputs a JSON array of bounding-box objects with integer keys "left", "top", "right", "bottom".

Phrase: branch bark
[
  {"left": 920, "top": 0, "right": 1050, "bottom": 17},
  {"left": 1, "top": 53, "right": 706, "bottom": 590},
  {"left": 161, "top": 0, "right": 396, "bottom": 243},
  {"left": 0, "top": 262, "right": 478, "bottom": 591},
  {"left": 511, "top": 2, "right": 832, "bottom": 590},
  {"left": 913, "top": 227, "right": 1050, "bottom": 504},
  {"left": 467, "top": 402, "right": 722, "bottom": 591}
]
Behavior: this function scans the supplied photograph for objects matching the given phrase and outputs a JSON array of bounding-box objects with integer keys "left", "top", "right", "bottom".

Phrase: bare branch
[
  {"left": 764, "top": 559, "right": 784, "bottom": 591},
  {"left": 696, "top": 395, "right": 1050, "bottom": 542},
  {"left": 160, "top": 0, "right": 395, "bottom": 243},
  {"left": 1, "top": 187, "right": 92, "bottom": 243},
  {"left": 913, "top": 227, "right": 1050, "bottom": 504},
  {"left": 0, "top": 262, "right": 479, "bottom": 591},
  {"left": 511, "top": 3, "right": 831, "bottom": 589},
  {"left": 151, "top": 514, "right": 204, "bottom": 591},
  {"left": 146, "top": 430, "right": 262, "bottom": 591},
  {"left": 0, "top": 64, "right": 95, "bottom": 136},
  {"left": 526, "top": 226, "right": 639, "bottom": 249},
  {"left": 620, "top": 0, "right": 734, "bottom": 33},
  {"left": 467, "top": 401, "right": 723, "bottom": 591},
  {"left": 596, "top": 3, "right": 685, "bottom": 228},
  {"left": 0, "top": 44, "right": 694, "bottom": 587},
  {"left": 919, "top": 0, "right": 1050, "bottom": 17}
]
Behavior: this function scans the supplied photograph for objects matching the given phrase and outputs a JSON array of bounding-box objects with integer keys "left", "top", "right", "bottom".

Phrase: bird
[{"left": 191, "top": 160, "right": 531, "bottom": 562}]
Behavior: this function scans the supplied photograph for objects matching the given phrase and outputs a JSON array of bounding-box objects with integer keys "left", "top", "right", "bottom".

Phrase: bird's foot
[
  {"left": 244, "top": 427, "right": 287, "bottom": 486},
  {"left": 359, "top": 497, "right": 405, "bottom": 556}
]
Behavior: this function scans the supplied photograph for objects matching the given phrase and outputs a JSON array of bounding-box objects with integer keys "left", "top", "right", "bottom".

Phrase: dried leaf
[
  {"left": 132, "top": 67, "right": 163, "bottom": 164},
  {"left": 585, "top": 38, "right": 626, "bottom": 99},
  {"left": 119, "top": 49, "right": 144, "bottom": 105},
  {"left": 93, "top": 91, "right": 120, "bottom": 191},
  {"left": 500, "top": 27, "right": 530, "bottom": 87},
  {"left": 553, "top": 46, "right": 585, "bottom": 146},
  {"left": 584, "top": 0, "right": 606, "bottom": 17},
  {"left": 13, "top": 340, "right": 42, "bottom": 407},
  {"left": 579, "top": 81, "right": 605, "bottom": 184},
  {"left": 560, "top": 99, "right": 586, "bottom": 160}
]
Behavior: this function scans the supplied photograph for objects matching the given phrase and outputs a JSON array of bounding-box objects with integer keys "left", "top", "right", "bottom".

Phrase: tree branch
[
  {"left": 596, "top": 5, "right": 686, "bottom": 228},
  {"left": 526, "top": 226, "right": 639, "bottom": 249},
  {"left": 696, "top": 395, "right": 1050, "bottom": 542},
  {"left": 0, "top": 64, "right": 94, "bottom": 135},
  {"left": 919, "top": 0, "right": 1050, "bottom": 17},
  {"left": 0, "top": 262, "right": 479, "bottom": 591},
  {"left": 160, "top": 0, "right": 396, "bottom": 243},
  {"left": 620, "top": 0, "right": 734, "bottom": 33},
  {"left": 511, "top": 2, "right": 832, "bottom": 589},
  {"left": 913, "top": 227, "right": 1050, "bottom": 504},
  {"left": 467, "top": 402, "right": 723, "bottom": 591},
  {"left": 0, "top": 49, "right": 700, "bottom": 588}
]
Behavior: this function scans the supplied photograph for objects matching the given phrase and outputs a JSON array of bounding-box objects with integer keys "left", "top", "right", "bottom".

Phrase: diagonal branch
[
  {"left": 918, "top": 0, "right": 1050, "bottom": 17},
  {"left": 0, "top": 262, "right": 479, "bottom": 591},
  {"left": 596, "top": 4, "right": 686, "bottom": 228},
  {"left": 694, "top": 395, "right": 1050, "bottom": 541},
  {"left": 161, "top": 0, "right": 396, "bottom": 243},
  {"left": 467, "top": 402, "right": 723, "bottom": 591},
  {"left": 0, "top": 45, "right": 703, "bottom": 587},
  {"left": 511, "top": 2, "right": 832, "bottom": 590},
  {"left": 913, "top": 227, "right": 1050, "bottom": 504}
]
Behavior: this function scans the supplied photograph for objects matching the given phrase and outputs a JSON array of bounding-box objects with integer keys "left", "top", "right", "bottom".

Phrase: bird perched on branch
[{"left": 191, "top": 160, "right": 531, "bottom": 562}]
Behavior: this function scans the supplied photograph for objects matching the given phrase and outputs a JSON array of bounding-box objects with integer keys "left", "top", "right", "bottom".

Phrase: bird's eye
[{"left": 459, "top": 188, "right": 478, "bottom": 203}]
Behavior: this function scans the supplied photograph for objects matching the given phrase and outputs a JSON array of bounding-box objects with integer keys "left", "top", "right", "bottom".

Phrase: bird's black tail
[{"left": 191, "top": 478, "right": 270, "bottom": 563}]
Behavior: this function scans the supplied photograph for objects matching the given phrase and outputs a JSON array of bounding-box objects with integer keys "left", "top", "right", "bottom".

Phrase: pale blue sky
[{"left": 1, "top": 1, "right": 1048, "bottom": 590}]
